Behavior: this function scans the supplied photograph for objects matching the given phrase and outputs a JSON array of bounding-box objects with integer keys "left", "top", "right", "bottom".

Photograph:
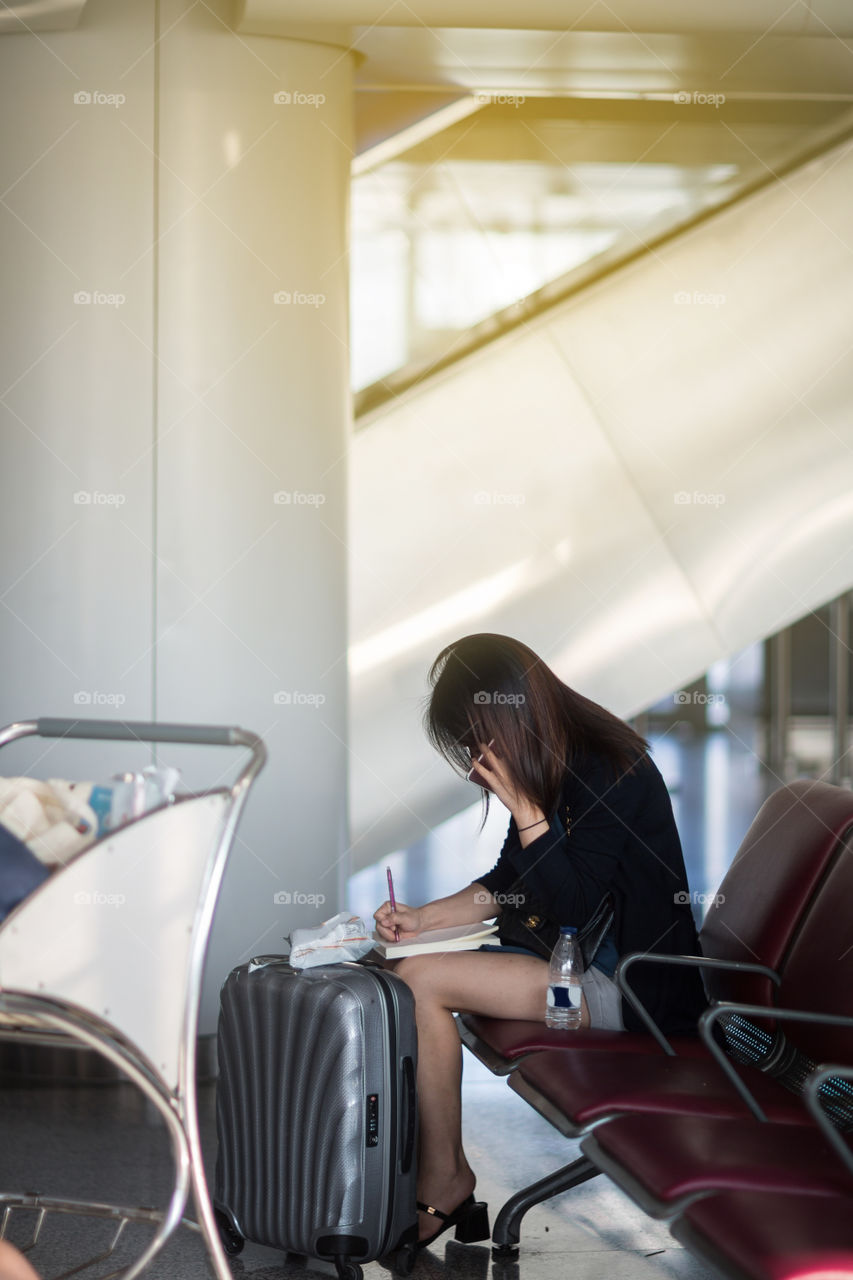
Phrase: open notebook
[{"left": 371, "top": 921, "right": 498, "bottom": 959}]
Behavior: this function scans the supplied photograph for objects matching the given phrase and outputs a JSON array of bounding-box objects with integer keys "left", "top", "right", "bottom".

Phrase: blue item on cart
[{"left": 0, "top": 822, "right": 49, "bottom": 922}]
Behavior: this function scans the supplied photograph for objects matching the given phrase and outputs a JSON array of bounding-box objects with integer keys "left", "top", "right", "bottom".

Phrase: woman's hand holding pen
[{"left": 374, "top": 900, "right": 423, "bottom": 942}]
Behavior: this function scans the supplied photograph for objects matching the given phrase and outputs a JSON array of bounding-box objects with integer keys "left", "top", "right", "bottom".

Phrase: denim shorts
[{"left": 477, "top": 942, "right": 624, "bottom": 1031}]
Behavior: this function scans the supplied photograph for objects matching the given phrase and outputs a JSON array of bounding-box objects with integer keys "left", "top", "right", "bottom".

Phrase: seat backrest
[
  {"left": 775, "top": 832, "right": 853, "bottom": 1063},
  {"left": 699, "top": 780, "right": 853, "bottom": 1006}
]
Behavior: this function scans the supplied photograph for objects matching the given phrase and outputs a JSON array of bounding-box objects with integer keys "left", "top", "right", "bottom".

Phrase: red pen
[{"left": 386, "top": 866, "right": 400, "bottom": 942}]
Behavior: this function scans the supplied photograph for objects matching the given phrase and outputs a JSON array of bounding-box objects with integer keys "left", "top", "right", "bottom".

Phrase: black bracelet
[{"left": 517, "top": 817, "right": 548, "bottom": 832}]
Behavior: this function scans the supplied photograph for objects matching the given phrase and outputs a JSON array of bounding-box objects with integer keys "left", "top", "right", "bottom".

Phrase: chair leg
[{"left": 491, "top": 1155, "right": 600, "bottom": 1257}]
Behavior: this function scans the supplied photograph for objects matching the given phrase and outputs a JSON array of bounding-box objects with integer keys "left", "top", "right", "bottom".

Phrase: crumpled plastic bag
[
  {"left": 289, "top": 911, "right": 375, "bottom": 970},
  {"left": 0, "top": 778, "right": 97, "bottom": 866}
]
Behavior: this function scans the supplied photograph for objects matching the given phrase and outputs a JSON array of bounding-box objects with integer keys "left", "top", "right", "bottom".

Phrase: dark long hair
[{"left": 425, "top": 633, "right": 648, "bottom": 821}]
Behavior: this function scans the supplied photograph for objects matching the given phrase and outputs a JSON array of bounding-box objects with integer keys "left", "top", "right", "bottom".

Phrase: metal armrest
[
  {"left": 700, "top": 1002, "right": 853, "bottom": 1123},
  {"left": 615, "top": 953, "right": 780, "bottom": 1056},
  {"left": 805, "top": 1063, "right": 853, "bottom": 1180}
]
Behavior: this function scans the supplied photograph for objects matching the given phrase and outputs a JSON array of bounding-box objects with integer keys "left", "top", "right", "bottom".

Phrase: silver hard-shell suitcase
[{"left": 214, "top": 958, "right": 418, "bottom": 1279}]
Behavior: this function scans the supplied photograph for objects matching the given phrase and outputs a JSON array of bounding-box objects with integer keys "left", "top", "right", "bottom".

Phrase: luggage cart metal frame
[{"left": 0, "top": 717, "right": 266, "bottom": 1280}]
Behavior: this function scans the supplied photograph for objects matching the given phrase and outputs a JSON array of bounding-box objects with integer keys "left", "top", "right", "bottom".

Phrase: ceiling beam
[{"left": 236, "top": 1, "right": 853, "bottom": 38}]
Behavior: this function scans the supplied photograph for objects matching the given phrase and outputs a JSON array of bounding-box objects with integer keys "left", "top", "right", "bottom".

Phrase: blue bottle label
[{"left": 548, "top": 982, "right": 582, "bottom": 1010}]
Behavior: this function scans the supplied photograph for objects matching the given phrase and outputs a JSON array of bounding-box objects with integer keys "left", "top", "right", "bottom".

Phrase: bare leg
[{"left": 393, "top": 950, "right": 589, "bottom": 1240}]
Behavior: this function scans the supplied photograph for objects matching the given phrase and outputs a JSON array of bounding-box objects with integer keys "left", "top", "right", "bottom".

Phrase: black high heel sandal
[{"left": 415, "top": 1194, "right": 490, "bottom": 1251}]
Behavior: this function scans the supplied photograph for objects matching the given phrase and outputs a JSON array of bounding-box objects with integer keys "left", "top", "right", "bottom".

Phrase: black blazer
[{"left": 477, "top": 751, "right": 707, "bottom": 1035}]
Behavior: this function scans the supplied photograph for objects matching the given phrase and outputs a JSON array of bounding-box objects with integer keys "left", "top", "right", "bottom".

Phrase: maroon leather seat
[
  {"left": 581, "top": 1112, "right": 852, "bottom": 1216},
  {"left": 510, "top": 1046, "right": 814, "bottom": 1137},
  {"left": 461, "top": 780, "right": 853, "bottom": 1071},
  {"left": 672, "top": 1189, "right": 853, "bottom": 1280},
  {"left": 573, "top": 827, "right": 853, "bottom": 1223},
  {"left": 456, "top": 1019, "right": 707, "bottom": 1072}
]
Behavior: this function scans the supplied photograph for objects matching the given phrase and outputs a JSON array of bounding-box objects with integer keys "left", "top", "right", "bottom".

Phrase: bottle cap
[{"left": 559, "top": 925, "right": 577, "bottom": 935}]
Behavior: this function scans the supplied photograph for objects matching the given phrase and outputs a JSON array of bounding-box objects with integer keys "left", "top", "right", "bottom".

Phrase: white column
[
  {"left": 155, "top": 1, "right": 353, "bottom": 1028},
  {"left": 0, "top": 0, "right": 354, "bottom": 1031}
]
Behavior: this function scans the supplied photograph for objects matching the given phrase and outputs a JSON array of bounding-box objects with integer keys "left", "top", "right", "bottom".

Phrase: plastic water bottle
[
  {"left": 88, "top": 765, "right": 181, "bottom": 836},
  {"left": 546, "top": 926, "right": 584, "bottom": 1029}
]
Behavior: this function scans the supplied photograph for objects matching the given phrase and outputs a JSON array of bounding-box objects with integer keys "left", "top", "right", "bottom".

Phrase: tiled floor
[{"left": 0, "top": 1049, "right": 713, "bottom": 1280}]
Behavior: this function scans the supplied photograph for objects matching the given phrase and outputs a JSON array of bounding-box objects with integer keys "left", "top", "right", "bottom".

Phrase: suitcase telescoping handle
[
  {"left": 401, "top": 1055, "right": 417, "bottom": 1175},
  {"left": 0, "top": 717, "right": 266, "bottom": 795}
]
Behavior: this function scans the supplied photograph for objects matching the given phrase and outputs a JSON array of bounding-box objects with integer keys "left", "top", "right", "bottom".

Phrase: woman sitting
[{"left": 374, "top": 632, "right": 706, "bottom": 1249}]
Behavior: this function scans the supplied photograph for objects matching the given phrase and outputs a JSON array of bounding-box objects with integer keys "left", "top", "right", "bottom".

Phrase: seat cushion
[
  {"left": 674, "top": 1189, "right": 853, "bottom": 1280},
  {"left": 583, "top": 1112, "right": 851, "bottom": 1209},
  {"left": 459, "top": 1014, "right": 706, "bottom": 1064},
  {"left": 513, "top": 1048, "right": 814, "bottom": 1128}
]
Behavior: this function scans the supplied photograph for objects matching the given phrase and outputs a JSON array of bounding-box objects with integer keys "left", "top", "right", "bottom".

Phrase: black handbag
[{"left": 495, "top": 803, "right": 615, "bottom": 967}]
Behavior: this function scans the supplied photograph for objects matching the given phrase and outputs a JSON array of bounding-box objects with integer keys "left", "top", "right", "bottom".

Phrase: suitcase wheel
[
  {"left": 334, "top": 1262, "right": 363, "bottom": 1280},
  {"left": 214, "top": 1208, "right": 245, "bottom": 1256}
]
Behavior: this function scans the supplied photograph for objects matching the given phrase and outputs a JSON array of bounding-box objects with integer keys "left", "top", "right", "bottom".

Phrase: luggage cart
[{"left": 0, "top": 717, "right": 266, "bottom": 1279}]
